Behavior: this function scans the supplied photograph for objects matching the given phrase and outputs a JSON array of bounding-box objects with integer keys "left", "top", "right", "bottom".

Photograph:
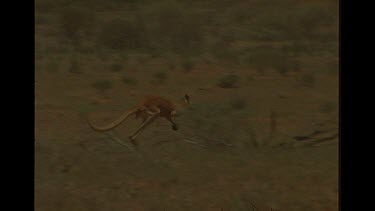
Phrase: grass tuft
[
  {"left": 217, "top": 74, "right": 240, "bottom": 88},
  {"left": 121, "top": 76, "right": 137, "bottom": 85}
]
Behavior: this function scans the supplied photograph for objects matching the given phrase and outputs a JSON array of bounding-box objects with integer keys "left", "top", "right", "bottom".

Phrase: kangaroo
[{"left": 87, "top": 94, "right": 190, "bottom": 146}]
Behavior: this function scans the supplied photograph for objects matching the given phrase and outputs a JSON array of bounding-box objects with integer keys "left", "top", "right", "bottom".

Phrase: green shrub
[{"left": 217, "top": 74, "right": 240, "bottom": 88}]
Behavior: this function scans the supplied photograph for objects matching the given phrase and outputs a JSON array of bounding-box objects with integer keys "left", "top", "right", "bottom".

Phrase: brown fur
[{"left": 87, "top": 94, "right": 190, "bottom": 145}]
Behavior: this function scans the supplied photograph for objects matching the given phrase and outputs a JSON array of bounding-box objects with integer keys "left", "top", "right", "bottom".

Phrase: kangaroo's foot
[{"left": 128, "top": 136, "right": 138, "bottom": 147}]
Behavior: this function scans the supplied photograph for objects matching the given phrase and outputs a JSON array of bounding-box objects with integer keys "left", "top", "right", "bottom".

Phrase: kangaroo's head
[{"left": 171, "top": 94, "right": 190, "bottom": 117}]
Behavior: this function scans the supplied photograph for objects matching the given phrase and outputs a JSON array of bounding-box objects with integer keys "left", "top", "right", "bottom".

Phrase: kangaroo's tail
[{"left": 87, "top": 107, "right": 138, "bottom": 132}]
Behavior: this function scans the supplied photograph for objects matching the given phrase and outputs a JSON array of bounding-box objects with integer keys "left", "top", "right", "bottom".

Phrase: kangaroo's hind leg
[
  {"left": 129, "top": 114, "right": 159, "bottom": 146},
  {"left": 165, "top": 111, "right": 178, "bottom": 130}
]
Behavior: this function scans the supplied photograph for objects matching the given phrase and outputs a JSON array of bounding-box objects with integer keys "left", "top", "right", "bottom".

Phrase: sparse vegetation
[
  {"left": 241, "top": 47, "right": 293, "bottom": 75},
  {"left": 121, "top": 76, "right": 137, "bottom": 85},
  {"left": 91, "top": 80, "right": 113, "bottom": 92},
  {"left": 37, "top": 0, "right": 337, "bottom": 73},
  {"left": 36, "top": 1, "right": 338, "bottom": 210},
  {"left": 184, "top": 101, "right": 258, "bottom": 149},
  {"left": 59, "top": 5, "right": 95, "bottom": 49},
  {"left": 217, "top": 74, "right": 240, "bottom": 88},
  {"left": 181, "top": 59, "right": 194, "bottom": 73},
  {"left": 139, "top": 0, "right": 205, "bottom": 56},
  {"left": 153, "top": 71, "right": 168, "bottom": 82},
  {"left": 96, "top": 18, "right": 145, "bottom": 51},
  {"left": 110, "top": 63, "right": 123, "bottom": 72},
  {"left": 276, "top": 63, "right": 289, "bottom": 76},
  {"left": 230, "top": 98, "right": 248, "bottom": 110},
  {"left": 77, "top": 103, "right": 93, "bottom": 117}
]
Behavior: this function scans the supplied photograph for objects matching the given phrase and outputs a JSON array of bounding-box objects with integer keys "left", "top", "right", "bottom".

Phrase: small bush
[
  {"left": 110, "top": 63, "right": 123, "bottom": 72},
  {"left": 91, "top": 80, "right": 113, "bottom": 92},
  {"left": 230, "top": 98, "right": 247, "bottom": 110},
  {"left": 121, "top": 76, "right": 137, "bottom": 85},
  {"left": 217, "top": 74, "right": 240, "bottom": 88},
  {"left": 181, "top": 59, "right": 194, "bottom": 73},
  {"left": 153, "top": 72, "right": 167, "bottom": 80}
]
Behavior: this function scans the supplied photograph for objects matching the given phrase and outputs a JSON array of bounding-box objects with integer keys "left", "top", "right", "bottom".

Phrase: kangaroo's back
[
  {"left": 88, "top": 94, "right": 190, "bottom": 145},
  {"left": 140, "top": 96, "right": 176, "bottom": 116}
]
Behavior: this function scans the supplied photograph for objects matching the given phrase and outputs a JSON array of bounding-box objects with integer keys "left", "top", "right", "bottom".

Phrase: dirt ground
[
  {"left": 35, "top": 61, "right": 338, "bottom": 210},
  {"left": 35, "top": 0, "right": 338, "bottom": 210}
]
